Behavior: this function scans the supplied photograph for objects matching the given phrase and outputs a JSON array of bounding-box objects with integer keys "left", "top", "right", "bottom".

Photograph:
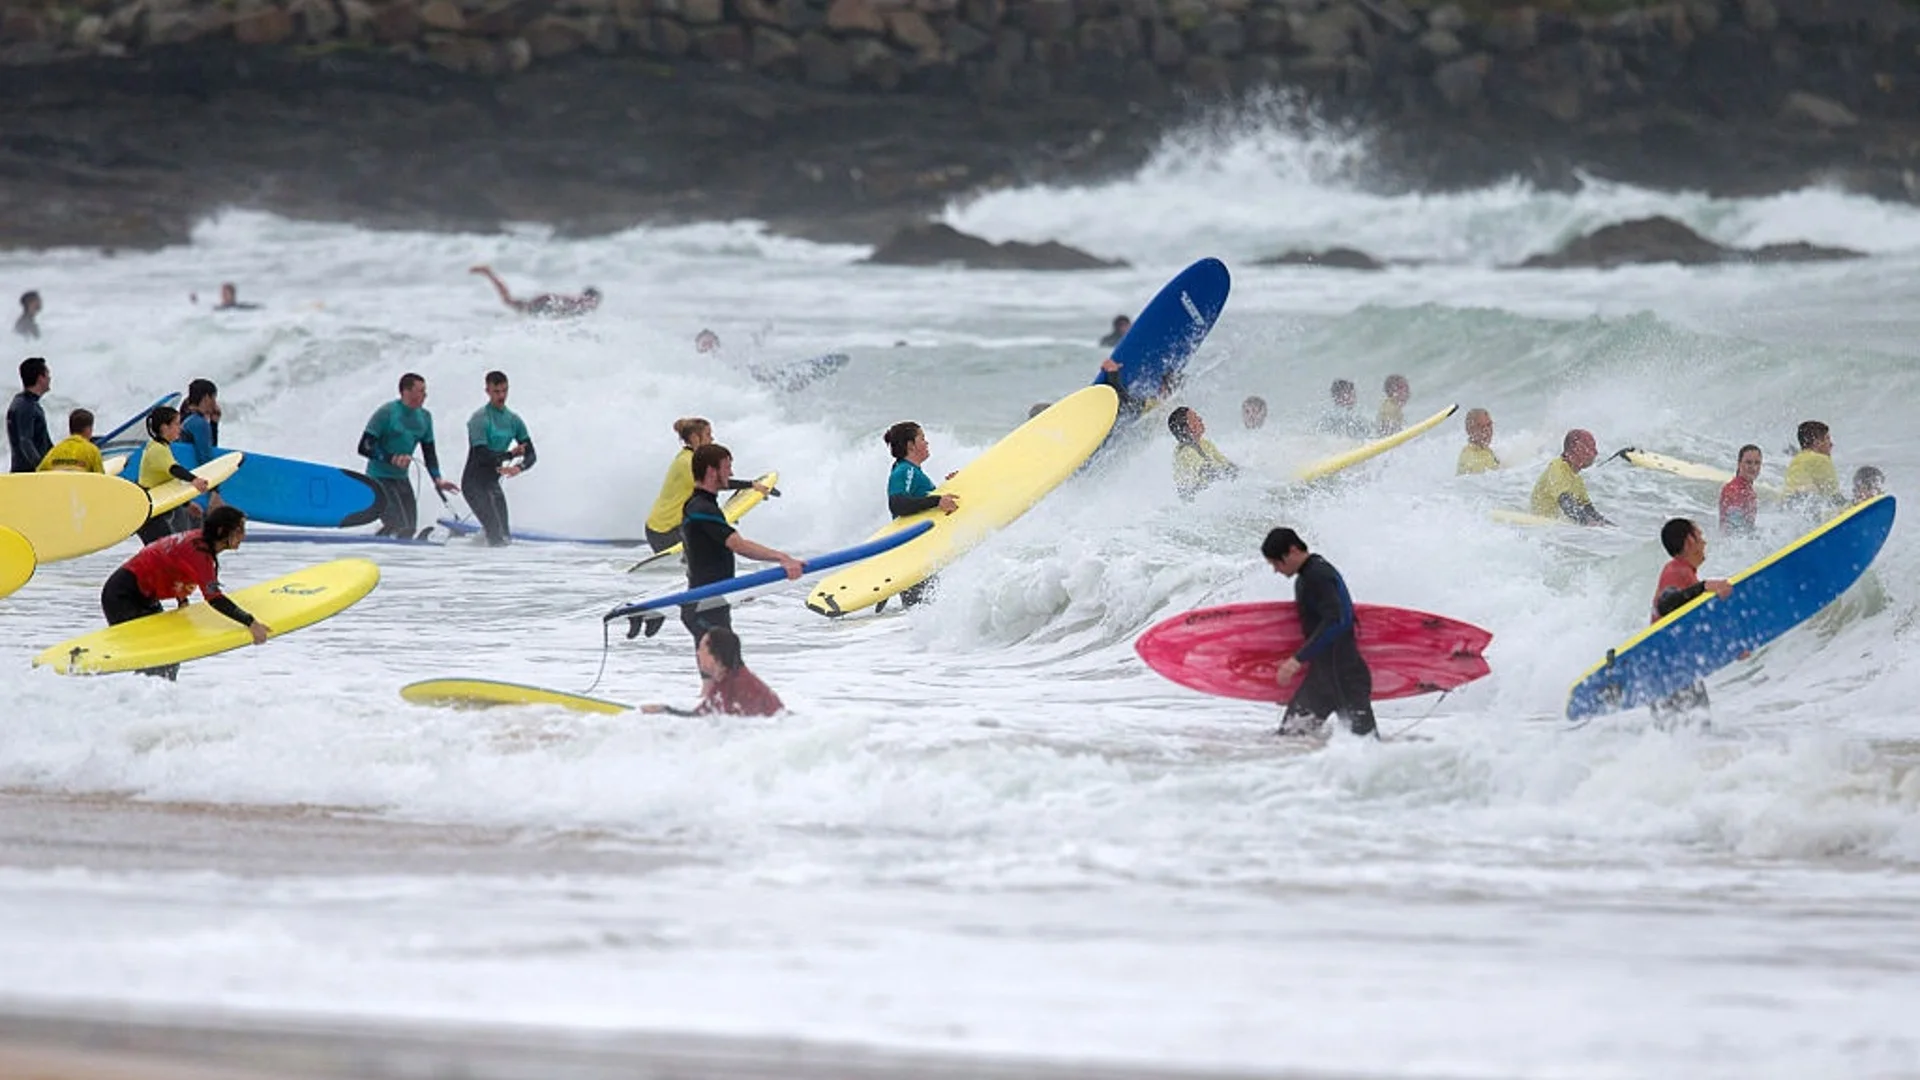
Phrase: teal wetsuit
[
  {"left": 888, "top": 458, "right": 941, "bottom": 518},
  {"left": 358, "top": 399, "right": 441, "bottom": 536},
  {"left": 463, "top": 402, "right": 535, "bottom": 546}
]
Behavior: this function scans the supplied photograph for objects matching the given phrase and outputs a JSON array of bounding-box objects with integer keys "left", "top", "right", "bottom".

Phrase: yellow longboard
[
  {"left": 102, "top": 455, "right": 128, "bottom": 478},
  {"left": 0, "top": 472, "right": 151, "bottom": 563},
  {"left": 1619, "top": 448, "right": 1732, "bottom": 485},
  {"left": 1489, "top": 508, "right": 1579, "bottom": 528},
  {"left": 400, "top": 678, "right": 633, "bottom": 715},
  {"left": 627, "top": 471, "right": 779, "bottom": 572},
  {"left": 146, "top": 451, "right": 245, "bottom": 517},
  {"left": 0, "top": 526, "right": 33, "bottom": 598},
  {"left": 33, "top": 558, "right": 381, "bottom": 675},
  {"left": 1293, "top": 404, "right": 1459, "bottom": 483},
  {"left": 807, "top": 384, "right": 1119, "bottom": 617}
]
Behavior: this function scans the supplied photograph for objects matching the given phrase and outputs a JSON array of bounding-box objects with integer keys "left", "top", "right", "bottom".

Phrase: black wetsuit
[
  {"left": 461, "top": 442, "right": 535, "bottom": 547},
  {"left": 675, "top": 487, "right": 736, "bottom": 647},
  {"left": 1281, "top": 554, "right": 1377, "bottom": 738},
  {"left": 356, "top": 431, "right": 442, "bottom": 538},
  {"left": 6, "top": 389, "right": 51, "bottom": 472}
]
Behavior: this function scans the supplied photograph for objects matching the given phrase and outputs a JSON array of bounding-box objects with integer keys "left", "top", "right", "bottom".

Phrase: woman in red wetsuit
[{"left": 101, "top": 505, "right": 272, "bottom": 679}]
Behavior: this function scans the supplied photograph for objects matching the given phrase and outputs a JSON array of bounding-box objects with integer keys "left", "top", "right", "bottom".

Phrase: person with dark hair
[
  {"left": 36, "top": 409, "right": 103, "bottom": 474},
  {"left": 1315, "top": 379, "right": 1370, "bottom": 438},
  {"left": 1783, "top": 420, "right": 1844, "bottom": 512},
  {"left": 1648, "top": 518, "right": 1733, "bottom": 724},
  {"left": 641, "top": 627, "right": 785, "bottom": 717},
  {"left": 462, "top": 370, "right": 536, "bottom": 547},
  {"left": 1377, "top": 374, "right": 1410, "bottom": 436},
  {"left": 695, "top": 330, "right": 721, "bottom": 353},
  {"left": 882, "top": 421, "right": 959, "bottom": 519},
  {"left": 1262, "top": 528, "right": 1376, "bottom": 739},
  {"left": 213, "top": 283, "right": 259, "bottom": 311},
  {"left": 1098, "top": 314, "right": 1132, "bottom": 348},
  {"left": 100, "top": 505, "right": 271, "bottom": 680},
  {"left": 359, "top": 373, "right": 458, "bottom": 538},
  {"left": 15, "top": 291, "right": 40, "bottom": 339},
  {"left": 136, "top": 406, "right": 212, "bottom": 544},
  {"left": 1530, "top": 429, "right": 1612, "bottom": 526},
  {"left": 1241, "top": 395, "right": 1268, "bottom": 431},
  {"left": 632, "top": 441, "right": 802, "bottom": 648},
  {"left": 643, "top": 417, "right": 772, "bottom": 553},
  {"left": 1168, "top": 407, "right": 1236, "bottom": 501},
  {"left": 7, "top": 356, "right": 52, "bottom": 472},
  {"left": 469, "top": 265, "right": 600, "bottom": 318},
  {"left": 179, "top": 379, "right": 221, "bottom": 464},
  {"left": 1719, "top": 444, "right": 1763, "bottom": 534},
  {"left": 1853, "top": 465, "right": 1885, "bottom": 504},
  {"left": 1456, "top": 408, "right": 1499, "bottom": 475}
]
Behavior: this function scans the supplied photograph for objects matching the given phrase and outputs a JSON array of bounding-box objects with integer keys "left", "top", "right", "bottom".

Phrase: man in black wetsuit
[
  {"left": 1263, "top": 527, "right": 1377, "bottom": 739},
  {"left": 7, "top": 356, "right": 53, "bottom": 472},
  {"left": 636, "top": 442, "right": 802, "bottom": 654}
]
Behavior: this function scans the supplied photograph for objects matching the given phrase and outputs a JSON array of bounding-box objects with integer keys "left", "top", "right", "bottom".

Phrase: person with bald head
[
  {"left": 1530, "top": 428, "right": 1612, "bottom": 526},
  {"left": 1456, "top": 408, "right": 1499, "bottom": 475}
]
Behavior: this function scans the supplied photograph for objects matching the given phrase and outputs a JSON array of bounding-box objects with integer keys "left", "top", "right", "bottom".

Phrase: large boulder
[
  {"left": 1517, "top": 216, "right": 1863, "bottom": 269},
  {"left": 1256, "top": 247, "right": 1386, "bottom": 271},
  {"left": 865, "top": 223, "right": 1126, "bottom": 270}
]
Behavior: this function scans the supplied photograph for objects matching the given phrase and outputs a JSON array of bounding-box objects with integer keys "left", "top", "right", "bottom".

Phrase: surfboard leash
[
  {"left": 1385, "top": 689, "right": 1452, "bottom": 741},
  {"left": 578, "top": 620, "right": 613, "bottom": 697}
]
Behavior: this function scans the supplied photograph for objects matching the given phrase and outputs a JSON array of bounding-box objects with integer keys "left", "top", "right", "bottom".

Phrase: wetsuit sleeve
[
  {"left": 168, "top": 462, "right": 197, "bottom": 483},
  {"left": 422, "top": 440, "right": 442, "bottom": 480},
  {"left": 725, "top": 478, "right": 756, "bottom": 491},
  {"left": 358, "top": 404, "right": 388, "bottom": 462},
  {"left": 1557, "top": 493, "right": 1610, "bottom": 526},
  {"left": 516, "top": 439, "right": 535, "bottom": 471},
  {"left": 1294, "top": 565, "right": 1355, "bottom": 663},
  {"left": 1654, "top": 582, "right": 1708, "bottom": 619},
  {"left": 889, "top": 493, "right": 943, "bottom": 516},
  {"left": 206, "top": 594, "right": 256, "bottom": 626}
]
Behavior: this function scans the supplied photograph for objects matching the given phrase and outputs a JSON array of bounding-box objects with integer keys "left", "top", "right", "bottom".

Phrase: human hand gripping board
[
  {"left": 1094, "top": 257, "right": 1231, "bottom": 404},
  {"left": 605, "top": 520, "right": 936, "bottom": 639}
]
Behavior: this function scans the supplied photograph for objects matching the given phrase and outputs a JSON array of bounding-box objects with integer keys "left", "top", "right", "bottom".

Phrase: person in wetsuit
[
  {"left": 101, "top": 505, "right": 271, "bottom": 680},
  {"left": 1719, "top": 444, "right": 1762, "bottom": 534},
  {"left": 1377, "top": 374, "right": 1410, "bottom": 436},
  {"left": 882, "top": 421, "right": 959, "bottom": 606},
  {"left": 15, "top": 291, "right": 40, "bottom": 340},
  {"left": 641, "top": 627, "right": 785, "bottom": 717},
  {"left": 135, "top": 406, "right": 212, "bottom": 544},
  {"left": 1263, "top": 527, "right": 1376, "bottom": 738},
  {"left": 1168, "top": 406, "right": 1237, "bottom": 501},
  {"left": 1315, "top": 379, "right": 1372, "bottom": 438},
  {"left": 175, "top": 378, "right": 227, "bottom": 511},
  {"left": 1853, "top": 465, "right": 1885, "bottom": 504},
  {"left": 36, "top": 409, "right": 103, "bottom": 474},
  {"left": 359, "top": 372, "right": 460, "bottom": 538},
  {"left": 213, "top": 283, "right": 260, "bottom": 311},
  {"left": 469, "top": 265, "right": 601, "bottom": 318},
  {"left": 7, "top": 356, "right": 52, "bottom": 472},
  {"left": 1649, "top": 517, "right": 1733, "bottom": 726},
  {"left": 1456, "top": 408, "right": 1499, "bottom": 475},
  {"left": 1530, "top": 428, "right": 1613, "bottom": 526},
  {"left": 1782, "top": 420, "right": 1846, "bottom": 515},
  {"left": 643, "top": 417, "right": 774, "bottom": 553},
  {"left": 1098, "top": 314, "right": 1132, "bottom": 348},
  {"left": 461, "top": 370, "right": 536, "bottom": 547}
]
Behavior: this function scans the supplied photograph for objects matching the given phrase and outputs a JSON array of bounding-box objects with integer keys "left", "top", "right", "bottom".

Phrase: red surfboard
[{"left": 1135, "top": 602, "right": 1493, "bottom": 703}]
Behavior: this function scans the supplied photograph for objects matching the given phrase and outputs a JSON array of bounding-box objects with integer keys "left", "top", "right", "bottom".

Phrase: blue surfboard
[
  {"left": 437, "top": 518, "right": 648, "bottom": 548},
  {"left": 1565, "top": 495, "right": 1896, "bottom": 721},
  {"left": 605, "top": 520, "right": 935, "bottom": 636},
  {"left": 247, "top": 529, "right": 445, "bottom": 548},
  {"left": 112, "top": 443, "right": 386, "bottom": 529},
  {"left": 94, "top": 393, "right": 181, "bottom": 447},
  {"left": 1093, "top": 258, "right": 1231, "bottom": 406}
]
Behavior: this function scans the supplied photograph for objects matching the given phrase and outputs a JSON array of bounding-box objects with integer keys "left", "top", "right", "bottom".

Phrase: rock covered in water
[
  {"left": 1256, "top": 247, "right": 1387, "bottom": 271},
  {"left": 1516, "top": 216, "right": 1864, "bottom": 269}
]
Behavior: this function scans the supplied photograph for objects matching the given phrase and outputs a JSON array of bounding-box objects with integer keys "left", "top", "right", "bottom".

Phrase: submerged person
[
  {"left": 1782, "top": 420, "right": 1845, "bottom": 514},
  {"left": 1168, "top": 406, "right": 1237, "bottom": 501},
  {"left": 469, "top": 265, "right": 601, "bottom": 318},
  {"left": 1648, "top": 517, "right": 1733, "bottom": 726},
  {"left": 1456, "top": 407, "right": 1499, "bottom": 475},
  {"left": 1263, "top": 527, "right": 1376, "bottom": 739},
  {"left": 136, "top": 406, "right": 211, "bottom": 544},
  {"left": 1853, "top": 465, "right": 1885, "bottom": 504},
  {"left": 1098, "top": 314, "right": 1132, "bottom": 348},
  {"left": 640, "top": 628, "right": 785, "bottom": 717},
  {"left": 15, "top": 290, "right": 40, "bottom": 340},
  {"left": 1315, "top": 379, "right": 1372, "bottom": 438},
  {"left": 643, "top": 417, "right": 773, "bottom": 553},
  {"left": 1242, "top": 395, "right": 1268, "bottom": 430},
  {"left": 101, "top": 505, "right": 271, "bottom": 681},
  {"left": 696, "top": 329, "right": 721, "bottom": 353},
  {"left": 213, "top": 283, "right": 260, "bottom": 311},
  {"left": 1719, "top": 444, "right": 1762, "bottom": 534},
  {"left": 35, "top": 409, "right": 103, "bottom": 474},
  {"left": 1530, "top": 429, "right": 1613, "bottom": 526},
  {"left": 462, "top": 370, "right": 536, "bottom": 547},
  {"left": 1377, "top": 374, "right": 1410, "bottom": 436},
  {"left": 359, "top": 372, "right": 460, "bottom": 538},
  {"left": 7, "top": 356, "right": 52, "bottom": 472}
]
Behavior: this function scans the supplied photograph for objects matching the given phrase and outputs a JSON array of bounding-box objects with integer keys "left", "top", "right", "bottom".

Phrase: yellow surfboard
[
  {"left": 0, "top": 526, "right": 33, "bottom": 599},
  {"left": 146, "top": 451, "right": 245, "bottom": 518},
  {"left": 1489, "top": 508, "right": 1579, "bottom": 528},
  {"left": 33, "top": 557, "right": 381, "bottom": 675},
  {"left": 400, "top": 678, "right": 633, "bottom": 714},
  {"left": 628, "top": 471, "right": 780, "bottom": 573},
  {"left": 807, "top": 384, "right": 1119, "bottom": 617},
  {"left": 102, "top": 455, "right": 128, "bottom": 478},
  {"left": 1293, "top": 404, "right": 1459, "bottom": 483},
  {"left": 0, "top": 472, "right": 151, "bottom": 563},
  {"left": 1620, "top": 448, "right": 1732, "bottom": 485}
]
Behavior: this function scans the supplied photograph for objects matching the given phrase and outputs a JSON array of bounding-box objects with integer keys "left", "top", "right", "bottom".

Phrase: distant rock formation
[
  {"left": 865, "top": 223, "right": 1125, "bottom": 271},
  {"left": 1516, "top": 216, "right": 1865, "bottom": 269},
  {"left": 1256, "top": 247, "right": 1386, "bottom": 271}
]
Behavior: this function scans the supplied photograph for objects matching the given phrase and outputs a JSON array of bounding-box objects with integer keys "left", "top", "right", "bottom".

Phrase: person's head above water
[
  {"left": 19, "top": 356, "right": 48, "bottom": 392},
  {"left": 695, "top": 329, "right": 721, "bottom": 353},
  {"left": 698, "top": 626, "right": 744, "bottom": 680},
  {"left": 146, "top": 404, "right": 182, "bottom": 442},
  {"left": 1660, "top": 516, "right": 1708, "bottom": 568},
  {"left": 202, "top": 504, "right": 249, "bottom": 551},
  {"left": 398, "top": 372, "right": 427, "bottom": 408},
  {"left": 1383, "top": 374, "right": 1410, "bottom": 403},
  {"left": 19, "top": 291, "right": 40, "bottom": 315},
  {"left": 1465, "top": 408, "right": 1493, "bottom": 447},
  {"left": 1330, "top": 379, "right": 1356, "bottom": 407},
  {"left": 1242, "top": 395, "right": 1268, "bottom": 430},
  {"left": 1562, "top": 428, "right": 1598, "bottom": 469},
  {"left": 1735, "top": 444, "right": 1762, "bottom": 480},
  {"left": 1167, "top": 406, "right": 1204, "bottom": 443},
  {"left": 1111, "top": 314, "right": 1132, "bottom": 334},
  {"left": 1797, "top": 420, "right": 1832, "bottom": 453},
  {"left": 67, "top": 408, "right": 94, "bottom": 437},
  {"left": 582, "top": 287, "right": 602, "bottom": 307},
  {"left": 1853, "top": 465, "right": 1885, "bottom": 502}
]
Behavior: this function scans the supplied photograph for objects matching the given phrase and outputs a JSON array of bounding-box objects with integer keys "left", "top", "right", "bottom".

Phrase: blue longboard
[
  {"left": 94, "top": 393, "right": 181, "bottom": 447},
  {"left": 246, "top": 529, "right": 445, "bottom": 548},
  {"left": 1093, "top": 258, "right": 1231, "bottom": 405},
  {"left": 437, "top": 518, "right": 647, "bottom": 548},
  {"left": 111, "top": 443, "right": 386, "bottom": 529},
  {"left": 605, "top": 520, "right": 935, "bottom": 637},
  {"left": 1565, "top": 495, "right": 1896, "bottom": 720}
]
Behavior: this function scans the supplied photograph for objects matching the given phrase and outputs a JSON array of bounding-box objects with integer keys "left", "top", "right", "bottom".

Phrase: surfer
[
  {"left": 1315, "top": 379, "right": 1371, "bottom": 438},
  {"left": 176, "top": 379, "right": 228, "bottom": 510},
  {"left": 469, "top": 265, "right": 601, "bottom": 318},
  {"left": 638, "top": 442, "right": 802, "bottom": 648},
  {"left": 644, "top": 417, "right": 774, "bottom": 553},
  {"left": 35, "top": 410, "right": 103, "bottom": 474},
  {"left": 101, "top": 505, "right": 272, "bottom": 681},
  {"left": 1456, "top": 408, "right": 1499, "bottom": 475},
  {"left": 640, "top": 628, "right": 784, "bottom": 717},
  {"left": 462, "top": 370, "right": 536, "bottom": 547},
  {"left": 1648, "top": 518, "right": 1734, "bottom": 725},
  {"left": 1377, "top": 374, "right": 1410, "bottom": 436},
  {"left": 213, "top": 283, "right": 260, "bottom": 311},
  {"left": 359, "top": 373, "right": 459, "bottom": 539},
  {"left": 1853, "top": 466, "right": 1885, "bottom": 503},
  {"left": 7, "top": 357, "right": 52, "bottom": 473},
  {"left": 1783, "top": 421, "right": 1845, "bottom": 513},
  {"left": 883, "top": 421, "right": 960, "bottom": 519},
  {"left": 137, "top": 406, "right": 212, "bottom": 544},
  {"left": 1530, "top": 429, "right": 1613, "bottom": 526},
  {"left": 15, "top": 290, "right": 40, "bottom": 340},
  {"left": 696, "top": 329, "right": 721, "bottom": 353},
  {"left": 1168, "top": 407, "right": 1237, "bottom": 501},
  {"left": 1242, "top": 395, "right": 1268, "bottom": 430},
  {"left": 1719, "top": 445, "right": 1763, "bottom": 534},
  {"left": 1099, "top": 315, "right": 1132, "bottom": 348},
  {"left": 1096, "top": 357, "right": 1180, "bottom": 421},
  {"left": 1262, "top": 528, "right": 1376, "bottom": 738}
]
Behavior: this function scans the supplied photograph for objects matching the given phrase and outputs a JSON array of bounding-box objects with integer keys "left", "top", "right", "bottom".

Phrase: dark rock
[
  {"left": 1199, "top": 12, "right": 1245, "bottom": 55},
  {"left": 232, "top": 6, "right": 297, "bottom": 45},
  {"left": 947, "top": 21, "right": 992, "bottom": 56},
  {"left": 1257, "top": 247, "right": 1387, "bottom": 270},
  {"left": 1022, "top": 0, "right": 1075, "bottom": 39},
  {"left": 847, "top": 36, "right": 901, "bottom": 89},
  {"left": 1744, "top": 241, "right": 1866, "bottom": 263},
  {"left": 371, "top": 1, "right": 421, "bottom": 43},
  {"left": 525, "top": 15, "right": 591, "bottom": 57},
  {"left": 1149, "top": 21, "right": 1184, "bottom": 65},
  {"left": 865, "top": 222, "right": 1126, "bottom": 270},
  {"left": 1779, "top": 90, "right": 1859, "bottom": 128},
  {"left": 750, "top": 25, "right": 801, "bottom": 72},
  {"left": 650, "top": 16, "right": 691, "bottom": 53},
  {"left": 798, "top": 29, "right": 850, "bottom": 83},
  {"left": 1515, "top": 215, "right": 1866, "bottom": 269},
  {"left": 1432, "top": 52, "right": 1485, "bottom": 110},
  {"left": 691, "top": 23, "right": 747, "bottom": 61},
  {"left": 825, "top": 0, "right": 884, "bottom": 33},
  {"left": 961, "top": 0, "right": 1003, "bottom": 30}
]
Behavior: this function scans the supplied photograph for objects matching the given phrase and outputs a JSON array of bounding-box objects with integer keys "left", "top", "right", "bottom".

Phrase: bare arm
[
  {"left": 469, "top": 265, "right": 521, "bottom": 310},
  {"left": 725, "top": 533, "right": 803, "bottom": 579}
]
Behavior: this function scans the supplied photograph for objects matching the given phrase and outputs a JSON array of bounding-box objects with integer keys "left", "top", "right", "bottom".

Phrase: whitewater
[{"left": 2, "top": 112, "right": 1918, "bottom": 1078}]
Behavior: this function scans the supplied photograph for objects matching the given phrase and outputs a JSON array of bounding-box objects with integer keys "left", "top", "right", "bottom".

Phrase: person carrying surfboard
[
  {"left": 7, "top": 357, "right": 52, "bottom": 473},
  {"left": 1456, "top": 408, "right": 1499, "bottom": 475},
  {"left": 35, "top": 410, "right": 104, "bottom": 474},
  {"left": 1783, "top": 421, "right": 1846, "bottom": 514},
  {"left": 644, "top": 418, "right": 774, "bottom": 553},
  {"left": 882, "top": 421, "right": 960, "bottom": 607},
  {"left": 1648, "top": 518, "right": 1734, "bottom": 725},
  {"left": 359, "top": 373, "right": 459, "bottom": 539},
  {"left": 1719, "top": 445, "right": 1763, "bottom": 534},
  {"left": 461, "top": 370, "right": 536, "bottom": 547},
  {"left": 1376, "top": 375, "right": 1410, "bottom": 437},
  {"left": 1530, "top": 429, "right": 1613, "bottom": 526},
  {"left": 649, "top": 442, "right": 802, "bottom": 648},
  {"left": 136, "top": 406, "right": 212, "bottom": 544},
  {"left": 1167, "top": 407, "right": 1237, "bottom": 501},
  {"left": 640, "top": 627, "right": 784, "bottom": 717},
  {"left": 1262, "top": 528, "right": 1376, "bottom": 739},
  {"left": 100, "top": 505, "right": 272, "bottom": 680}
]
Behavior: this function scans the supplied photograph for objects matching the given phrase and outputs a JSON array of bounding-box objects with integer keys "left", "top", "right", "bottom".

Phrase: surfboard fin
[{"left": 622, "top": 614, "right": 665, "bottom": 639}]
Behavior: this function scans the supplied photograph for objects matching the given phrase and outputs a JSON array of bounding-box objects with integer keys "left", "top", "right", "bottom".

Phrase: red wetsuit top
[
  {"left": 1719, "top": 475, "right": 1756, "bottom": 534},
  {"left": 1652, "top": 557, "right": 1705, "bottom": 624},
  {"left": 122, "top": 530, "right": 254, "bottom": 624},
  {"left": 697, "top": 665, "right": 784, "bottom": 717}
]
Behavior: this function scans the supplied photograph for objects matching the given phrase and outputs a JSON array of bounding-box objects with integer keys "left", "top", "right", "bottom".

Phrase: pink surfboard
[{"left": 1135, "top": 602, "right": 1493, "bottom": 703}]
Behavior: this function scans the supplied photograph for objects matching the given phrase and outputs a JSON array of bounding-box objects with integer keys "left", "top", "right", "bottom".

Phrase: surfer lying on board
[
  {"left": 468, "top": 265, "right": 601, "bottom": 318},
  {"left": 644, "top": 417, "right": 775, "bottom": 553},
  {"left": 1719, "top": 444, "right": 1763, "bottom": 534},
  {"left": 1456, "top": 408, "right": 1499, "bottom": 475},
  {"left": 1783, "top": 421, "right": 1846, "bottom": 515},
  {"left": 1315, "top": 379, "right": 1372, "bottom": 439},
  {"left": 1168, "top": 407, "right": 1237, "bottom": 501},
  {"left": 1649, "top": 518, "right": 1733, "bottom": 725},
  {"left": 641, "top": 628, "right": 784, "bottom": 717},
  {"left": 1264, "top": 528, "right": 1377, "bottom": 738},
  {"left": 101, "top": 506, "right": 272, "bottom": 680},
  {"left": 638, "top": 442, "right": 803, "bottom": 647},
  {"left": 36, "top": 409, "right": 103, "bottom": 474},
  {"left": 1530, "top": 429, "right": 1613, "bottom": 526},
  {"left": 360, "top": 373, "right": 459, "bottom": 539}
]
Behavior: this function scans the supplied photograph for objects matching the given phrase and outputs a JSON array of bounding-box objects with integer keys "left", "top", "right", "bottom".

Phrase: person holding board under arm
[
  {"left": 462, "top": 370, "right": 535, "bottom": 547},
  {"left": 100, "top": 505, "right": 271, "bottom": 680},
  {"left": 1647, "top": 517, "right": 1733, "bottom": 726},
  {"left": 1263, "top": 527, "right": 1376, "bottom": 739},
  {"left": 136, "top": 406, "right": 211, "bottom": 544},
  {"left": 359, "top": 372, "right": 458, "bottom": 538},
  {"left": 881, "top": 420, "right": 958, "bottom": 607}
]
